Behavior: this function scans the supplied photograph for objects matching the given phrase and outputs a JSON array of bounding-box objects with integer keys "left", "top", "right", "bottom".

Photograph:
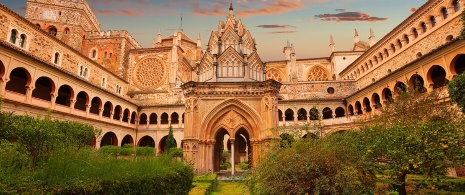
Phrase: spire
[
  {"left": 368, "top": 28, "right": 376, "bottom": 47},
  {"left": 229, "top": 2, "right": 234, "bottom": 17},
  {"left": 157, "top": 29, "right": 162, "bottom": 44},
  {"left": 151, "top": 39, "right": 155, "bottom": 48},
  {"left": 354, "top": 29, "right": 360, "bottom": 43},
  {"left": 329, "top": 35, "right": 335, "bottom": 54},
  {"left": 197, "top": 33, "right": 202, "bottom": 48}
]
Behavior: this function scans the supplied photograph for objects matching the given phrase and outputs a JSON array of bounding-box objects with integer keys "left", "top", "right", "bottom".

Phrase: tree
[
  {"left": 448, "top": 72, "right": 465, "bottom": 112},
  {"left": 247, "top": 132, "right": 376, "bottom": 195},
  {"left": 166, "top": 124, "right": 176, "bottom": 152},
  {"left": 357, "top": 88, "right": 465, "bottom": 195}
]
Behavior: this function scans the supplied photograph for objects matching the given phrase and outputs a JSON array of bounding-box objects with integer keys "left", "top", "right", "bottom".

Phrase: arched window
[
  {"left": 64, "top": 28, "right": 70, "bottom": 35},
  {"left": 54, "top": 52, "right": 59, "bottom": 64},
  {"left": 397, "top": 39, "right": 402, "bottom": 49},
  {"left": 429, "top": 16, "right": 436, "bottom": 27},
  {"left": 36, "top": 23, "right": 41, "bottom": 28},
  {"left": 390, "top": 43, "right": 396, "bottom": 53},
  {"left": 441, "top": 7, "right": 449, "bottom": 20},
  {"left": 18, "top": 34, "right": 26, "bottom": 48},
  {"left": 48, "top": 26, "right": 57, "bottom": 36},
  {"left": 104, "top": 52, "right": 107, "bottom": 58},
  {"left": 91, "top": 50, "right": 97, "bottom": 58},
  {"left": 384, "top": 48, "right": 389, "bottom": 58},
  {"left": 403, "top": 34, "right": 409, "bottom": 44},
  {"left": 421, "top": 22, "right": 427, "bottom": 33},
  {"left": 9, "top": 29, "right": 17, "bottom": 44},
  {"left": 453, "top": 0, "right": 461, "bottom": 12},
  {"left": 413, "top": 28, "right": 418, "bottom": 38}
]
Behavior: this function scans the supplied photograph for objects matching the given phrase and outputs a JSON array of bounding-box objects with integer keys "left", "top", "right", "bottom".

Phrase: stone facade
[{"left": 0, "top": 0, "right": 465, "bottom": 174}]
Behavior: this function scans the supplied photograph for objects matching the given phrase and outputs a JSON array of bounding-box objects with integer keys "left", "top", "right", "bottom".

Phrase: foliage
[
  {"left": 169, "top": 147, "right": 183, "bottom": 157},
  {"left": 189, "top": 174, "right": 218, "bottom": 195},
  {"left": 136, "top": 146, "right": 155, "bottom": 156},
  {"left": 247, "top": 132, "right": 376, "bottom": 195},
  {"left": 98, "top": 145, "right": 122, "bottom": 157},
  {"left": 166, "top": 124, "right": 176, "bottom": 151},
  {"left": 448, "top": 72, "right": 465, "bottom": 112},
  {"left": 222, "top": 150, "right": 231, "bottom": 158},
  {"left": 237, "top": 161, "right": 249, "bottom": 170},
  {"left": 358, "top": 89, "right": 465, "bottom": 195},
  {"left": 0, "top": 111, "right": 100, "bottom": 165}
]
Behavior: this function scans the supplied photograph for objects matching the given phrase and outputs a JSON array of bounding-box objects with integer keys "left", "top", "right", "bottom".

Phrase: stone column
[
  {"left": 25, "top": 86, "right": 34, "bottom": 104},
  {"left": 50, "top": 93, "right": 57, "bottom": 108},
  {"left": 0, "top": 78, "right": 6, "bottom": 97},
  {"left": 230, "top": 138, "right": 235, "bottom": 175},
  {"left": 157, "top": 116, "right": 161, "bottom": 129},
  {"left": 85, "top": 104, "right": 91, "bottom": 117},
  {"left": 98, "top": 108, "right": 103, "bottom": 120}
]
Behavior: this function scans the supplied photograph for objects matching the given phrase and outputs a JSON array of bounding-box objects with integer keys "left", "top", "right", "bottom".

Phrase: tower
[
  {"left": 368, "top": 28, "right": 376, "bottom": 47},
  {"left": 25, "top": 0, "right": 102, "bottom": 51},
  {"left": 354, "top": 29, "right": 360, "bottom": 43},
  {"left": 329, "top": 35, "right": 335, "bottom": 54}
]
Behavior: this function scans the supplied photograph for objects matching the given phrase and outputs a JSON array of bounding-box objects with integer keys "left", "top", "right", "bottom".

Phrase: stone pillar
[
  {"left": 98, "top": 108, "right": 103, "bottom": 120},
  {"left": 70, "top": 99, "right": 77, "bottom": 113},
  {"left": 0, "top": 78, "right": 6, "bottom": 97},
  {"left": 157, "top": 116, "right": 161, "bottom": 129},
  {"left": 50, "top": 93, "right": 57, "bottom": 108},
  {"left": 230, "top": 138, "right": 235, "bottom": 175},
  {"left": 25, "top": 86, "right": 34, "bottom": 104},
  {"left": 85, "top": 104, "right": 91, "bottom": 117}
]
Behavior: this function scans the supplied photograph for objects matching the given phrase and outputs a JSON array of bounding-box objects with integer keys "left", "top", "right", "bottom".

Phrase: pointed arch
[
  {"left": 308, "top": 65, "right": 331, "bottom": 81},
  {"left": 201, "top": 99, "right": 262, "bottom": 140}
]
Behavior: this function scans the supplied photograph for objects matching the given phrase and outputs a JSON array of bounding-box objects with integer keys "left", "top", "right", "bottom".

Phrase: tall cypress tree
[{"left": 166, "top": 124, "right": 176, "bottom": 152}]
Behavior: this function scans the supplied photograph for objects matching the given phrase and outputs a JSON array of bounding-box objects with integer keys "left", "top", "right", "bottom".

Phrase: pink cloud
[{"left": 314, "top": 12, "right": 388, "bottom": 22}]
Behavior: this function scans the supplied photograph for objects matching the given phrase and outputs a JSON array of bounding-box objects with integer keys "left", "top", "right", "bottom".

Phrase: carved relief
[
  {"left": 266, "top": 70, "right": 284, "bottom": 82},
  {"left": 132, "top": 57, "right": 166, "bottom": 89},
  {"left": 217, "top": 110, "right": 246, "bottom": 130},
  {"left": 308, "top": 66, "right": 330, "bottom": 81}
]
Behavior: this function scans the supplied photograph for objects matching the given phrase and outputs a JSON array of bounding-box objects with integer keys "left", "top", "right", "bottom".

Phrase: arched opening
[
  {"left": 363, "top": 97, "right": 372, "bottom": 112},
  {"left": 102, "top": 101, "right": 113, "bottom": 118},
  {"left": 55, "top": 85, "right": 73, "bottom": 107},
  {"left": 297, "top": 108, "right": 307, "bottom": 121},
  {"left": 160, "top": 113, "right": 169, "bottom": 124},
  {"left": 32, "top": 77, "right": 54, "bottom": 101},
  {"left": 441, "top": 7, "right": 449, "bottom": 20},
  {"left": 6, "top": 67, "right": 30, "bottom": 94},
  {"left": 310, "top": 108, "right": 319, "bottom": 120},
  {"left": 121, "top": 135, "right": 134, "bottom": 147},
  {"left": 397, "top": 39, "right": 402, "bottom": 49},
  {"left": 9, "top": 29, "right": 17, "bottom": 44},
  {"left": 394, "top": 82, "right": 407, "bottom": 95},
  {"left": 122, "top": 108, "right": 130, "bottom": 122},
  {"left": 413, "top": 28, "right": 419, "bottom": 39},
  {"left": 390, "top": 43, "right": 396, "bottom": 53},
  {"left": 446, "top": 35, "right": 454, "bottom": 42},
  {"left": 372, "top": 93, "right": 382, "bottom": 109},
  {"left": 284, "top": 109, "right": 294, "bottom": 121},
  {"left": 322, "top": 107, "right": 332, "bottom": 119},
  {"left": 89, "top": 97, "right": 101, "bottom": 115},
  {"left": 451, "top": 54, "right": 465, "bottom": 75},
  {"left": 91, "top": 50, "right": 97, "bottom": 58},
  {"left": 384, "top": 48, "right": 389, "bottom": 58},
  {"left": 171, "top": 112, "right": 179, "bottom": 124},
  {"left": 64, "top": 28, "right": 70, "bottom": 35},
  {"left": 214, "top": 128, "right": 230, "bottom": 172},
  {"left": 403, "top": 34, "right": 409, "bottom": 44},
  {"left": 417, "top": 52, "right": 422, "bottom": 58},
  {"left": 355, "top": 101, "right": 363, "bottom": 114},
  {"left": 139, "top": 136, "right": 156, "bottom": 147},
  {"left": 159, "top": 135, "right": 176, "bottom": 152},
  {"left": 234, "top": 128, "right": 251, "bottom": 170},
  {"left": 378, "top": 52, "right": 384, "bottom": 61},
  {"left": 348, "top": 104, "right": 354, "bottom": 116},
  {"left": 149, "top": 113, "right": 158, "bottom": 124},
  {"left": 19, "top": 34, "right": 26, "bottom": 48},
  {"left": 113, "top": 105, "right": 122, "bottom": 120},
  {"left": 335, "top": 107, "right": 345, "bottom": 117},
  {"left": 139, "top": 113, "right": 148, "bottom": 125},
  {"left": 409, "top": 74, "right": 427, "bottom": 93},
  {"left": 430, "top": 16, "right": 436, "bottom": 27},
  {"left": 130, "top": 111, "right": 137, "bottom": 124},
  {"left": 74, "top": 91, "right": 88, "bottom": 111},
  {"left": 278, "top": 109, "right": 283, "bottom": 121},
  {"left": 383, "top": 88, "right": 393, "bottom": 102},
  {"left": 54, "top": 52, "right": 60, "bottom": 64},
  {"left": 428, "top": 65, "right": 448, "bottom": 89},
  {"left": 48, "top": 26, "right": 57, "bottom": 36},
  {"left": 0, "top": 60, "right": 4, "bottom": 79},
  {"left": 302, "top": 133, "right": 317, "bottom": 139},
  {"left": 421, "top": 22, "right": 427, "bottom": 33},
  {"left": 453, "top": 0, "right": 461, "bottom": 12},
  {"left": 100, "top": 132, "right": 118, "bottom": 147}
]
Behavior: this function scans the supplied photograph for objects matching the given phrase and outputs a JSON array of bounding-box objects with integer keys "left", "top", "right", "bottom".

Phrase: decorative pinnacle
[{"left": 229, "top": 2, "right": 233, "bottom": 11}]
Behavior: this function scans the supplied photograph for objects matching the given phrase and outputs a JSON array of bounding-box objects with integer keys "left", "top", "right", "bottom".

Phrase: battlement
[
  {"left": 86, "top": 30, "right": 142, "bottom": 49},
  {"left": 26, "top": 0, "right": 101, "bottom": 31}
]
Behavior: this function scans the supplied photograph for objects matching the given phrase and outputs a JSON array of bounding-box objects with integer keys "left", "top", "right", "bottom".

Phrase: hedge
[{"left": 189, "top": 174, "right": 218, "bottom": 195}]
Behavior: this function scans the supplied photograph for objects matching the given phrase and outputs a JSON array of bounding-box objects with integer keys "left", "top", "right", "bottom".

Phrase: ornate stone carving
[
  {"left": 266, "top": 70, "right": 283, "bottom": 82},
  {"left": 218, "top": 110, "right": 246, "bottom": 130},
  {"left": 133, "top": 57, "right": 166, "bottom": 89},
  {"left": 308, "top": 66, "right": 330, "bottom": 81}
]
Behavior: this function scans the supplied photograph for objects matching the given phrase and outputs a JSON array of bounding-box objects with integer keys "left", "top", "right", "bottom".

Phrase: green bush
[
  {"left": 136, "top": 146, "right": 155, "bottom": 156},
  {"left": 98, "top": 145, "right": 121, "bottom": 157},
  {"left": 237, "top": 161, "right": 249, "bottom": 170},
  {"left": 190, "top": 174, "right": 218, "bottom": 195},
  {"left": 169, "top": 147, "right": 183, "bottom": 157}
]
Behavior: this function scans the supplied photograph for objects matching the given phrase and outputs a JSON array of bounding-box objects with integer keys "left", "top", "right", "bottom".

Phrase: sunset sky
[{"left": 1, "top": 0, "right": 426, "bottom": 61}]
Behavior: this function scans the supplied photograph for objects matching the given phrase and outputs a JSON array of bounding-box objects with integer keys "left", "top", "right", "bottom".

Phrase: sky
[{"left": 0, "top": 0, "right": 427, "bottom": 62}]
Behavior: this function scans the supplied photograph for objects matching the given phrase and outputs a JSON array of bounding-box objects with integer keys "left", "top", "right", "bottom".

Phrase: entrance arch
[
  {"left": 138, "top": 136, "right": 155, "bottom": 147},
  {"left": 100, "top": 132, "right": 118, "bottom": 147},
  {"left": 121, "top": 134, "right": 134, "bottom": 147},
  {"left": 159, "top": 135, "right": 177, "bottom": 153}
]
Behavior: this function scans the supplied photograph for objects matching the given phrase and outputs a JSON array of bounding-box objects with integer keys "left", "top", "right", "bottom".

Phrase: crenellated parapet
[{"left": 86, "top": 30, "right": 142, "bottom": 49}]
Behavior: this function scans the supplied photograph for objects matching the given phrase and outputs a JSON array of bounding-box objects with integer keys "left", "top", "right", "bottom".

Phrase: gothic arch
[
  {"left": 307, "top": 65, "right": 330, "bottom": 81},
  {"left": 201, "top": 99, "right": 262, "bottom": 140},
  {"left": 266, "top": 68, "right": 285, "bottom": 82}
]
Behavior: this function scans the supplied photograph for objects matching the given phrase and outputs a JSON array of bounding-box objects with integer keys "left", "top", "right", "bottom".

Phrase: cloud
[
  {"left": 409, "top": 7, "right": 418, "bottom": 13},
  {"left": 192, "top": 0, "right": 307, "bottom": 17},
  {"left": 314, "top": 12, "right": 388, "bottom": 22},
  {"left": 335, "top": 8, "right": 348, "bottom": 12},
  {"left": 267, "top": 31, "right": 297, "bottom": 34},
  {"left": 256, "top": 25, "right": 297, "bottom": 28},
  {"left": 95, "top": 9, "right": 142, "bottom": 16}
]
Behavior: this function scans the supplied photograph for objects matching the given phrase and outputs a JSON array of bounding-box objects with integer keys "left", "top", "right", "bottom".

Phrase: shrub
[
  {"left": 136, "top": 146, "right": 155, "bottom": 156},
  {"left": 169, "top": 147, "right": 183, "bottom": 157},
  {"left": 98, "top": 145, "right": 121, "bottom": 157},
  {"left": 237, "top": 161, "right": 249, "bottom": 170}
]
